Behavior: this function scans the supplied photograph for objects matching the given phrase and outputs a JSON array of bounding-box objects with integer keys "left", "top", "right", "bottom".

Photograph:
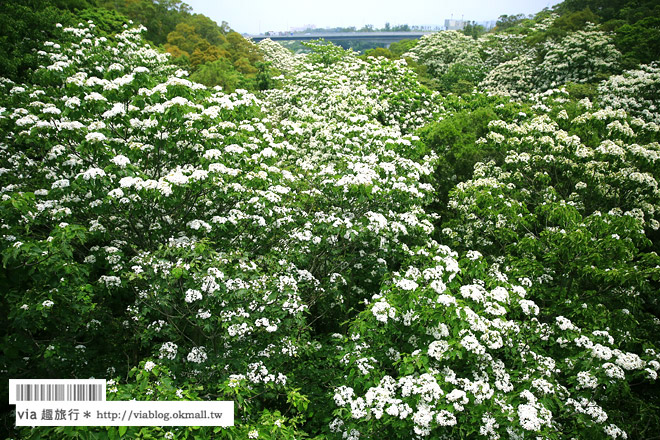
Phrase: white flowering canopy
[{"left": 0, "top": 15, "right": 658, "bottom": 440}]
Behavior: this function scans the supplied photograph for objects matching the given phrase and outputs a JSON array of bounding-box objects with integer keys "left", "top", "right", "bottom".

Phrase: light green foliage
[
  {"left": 389, "top": 39, "right": 418, "bottom": 57},
  {"left": 363, "top": 47, "right": 396, "bottom": 60},
  {"left": 73, "top": 8, "right": 132, "bottom": 37},
  {"left": 189, "top": 58, "right": 249, "bottom": 92},
  {"left": 302, "top": 39, "right": 351, "bottom": 66}
]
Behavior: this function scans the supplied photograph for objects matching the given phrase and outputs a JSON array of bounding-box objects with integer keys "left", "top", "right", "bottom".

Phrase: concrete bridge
[{"left": 247, "top": 31, "right": 434, "bottom": 44}]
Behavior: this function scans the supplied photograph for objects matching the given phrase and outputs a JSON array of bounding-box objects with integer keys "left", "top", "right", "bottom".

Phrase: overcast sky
[{"left": 182, "top": 0, "right": 563, "bottom": 34}]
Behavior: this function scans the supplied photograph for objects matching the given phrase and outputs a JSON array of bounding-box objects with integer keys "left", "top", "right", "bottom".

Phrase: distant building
[
  {"left": 478, "top": 20, "right": 497, "bottom": 30},
  {"left": 415, "top": 25, "right": 443, "bottom": 31},
  {"left": 444, "top": 19, "right": 465, "bottom": 30},
  {"left": 291, "top": 24, "right": 316, "bottom": 32}
]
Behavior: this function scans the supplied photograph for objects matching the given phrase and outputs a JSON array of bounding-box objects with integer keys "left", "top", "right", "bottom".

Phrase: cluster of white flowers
[
  {"left": 599, "top": 63, "right": 660, "bottom": 124},
  {"left": 186, "top": 346, "right": 207, "bottom": 364},
  {"left": 403, "top": 31, "right": 484, "bottom": 78},
  {"left": 99, "top": 275, "right": 121, "bottom": 288},
  {"left": 184, "top": 289, "right": 203, "bottom": 303},
  {"left": 257, "top": 38, "right": 303, "bottom": 74},
  {"left": 371, "top": 297, "right": 395, "bottom": 323},
  {"left": 143, "top": 361, "right": 156, "bottom": 371},
  {"left": 159, "top": 342, "right": 178, "bottom": 360}
]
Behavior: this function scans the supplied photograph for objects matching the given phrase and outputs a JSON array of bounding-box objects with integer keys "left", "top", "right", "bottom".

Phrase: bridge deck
[{"left": 247, "top": 32, "right": 434, "bottom": 42}]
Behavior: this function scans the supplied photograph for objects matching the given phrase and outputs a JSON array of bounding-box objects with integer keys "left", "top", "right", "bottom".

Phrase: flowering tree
[
  {"left": 403, "top": 31, "right": 486, "bottom": 91},
  {"left": 404, "top": 31, "right": 483, "bottom": 78},
  {"left": 257, "top": 38, "right": 302, "bottom": 75},
  {"left": 536, "top": 26, "right": 621, "bottom": 90},
  {"left": 598, "top": 63, "right": 660, "bottom": 125},
  {"left": 1, "top": 21, "right": 440, "bottom": 439},
  {"left": 480, "top": 20, "right": 622, "bottom": 98},
  {"left": 479, "top": 52, "right": 539, "bottom": 99},
  {"left": 330, "top": 243, "right": 652, "bottom": 439},
  {"left": 436, "top": 90, "right": 660, "bottom": 437},
  {"left": 1, "top": 16, "right": 659, "bottom": 440}
]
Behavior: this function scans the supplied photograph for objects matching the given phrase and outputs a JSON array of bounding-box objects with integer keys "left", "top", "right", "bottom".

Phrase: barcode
[{"left": 14, "top": 384, "right": 104, "bottom": 401}]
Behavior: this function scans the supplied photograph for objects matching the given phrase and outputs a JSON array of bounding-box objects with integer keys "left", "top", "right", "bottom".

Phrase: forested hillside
[
  {"left": 1, "top": 0, "right": 659, "bottom": 439},
  {"left": 0, "top": 0, "right": 268, "bottom": 91},
  {"left": 362, "top": 0, "right": 659, "bottom": 94}
]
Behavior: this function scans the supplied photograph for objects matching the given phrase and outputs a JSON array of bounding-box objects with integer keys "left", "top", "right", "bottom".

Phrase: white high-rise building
[{"left": 444, "top": 19, "right": 466, "bottom": 30}]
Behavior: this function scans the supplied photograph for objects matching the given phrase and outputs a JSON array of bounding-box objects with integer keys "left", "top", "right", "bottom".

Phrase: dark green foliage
[
  {"left": 557, "top": 0, "right": 659, "bottom": 23},
  {"left": 255, "top": 61, "right": 280, "bottom": 90},
  {"left": 524, "top": 8, "right": 601, "bottom": 47},
  {"left": 614, "top": 16, "right": 660, "bottom": 67},
  {"left": 51, "top": 0, "right": 98, "bottom": 9},
  {"left": 0, "top": 0, "right": 75, "bottom": 81},
  {"left": 552, "top": 7, "right": 599, "bottom": 31},
  {"left": 495, "top": 13, "right": 529, "bottom": 31},
  {"left": 75, "top": 7, "right": 131, "bottom": 36},
  {"left": 565, "top": 81, "right": 598, "bottom": 99},
  {"left": 550, "top": 0, "right": 660, "bottom": 67}
]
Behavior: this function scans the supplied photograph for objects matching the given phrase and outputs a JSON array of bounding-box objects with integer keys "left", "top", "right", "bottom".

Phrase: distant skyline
[{"left": 182, "top": 0, "right": 563, "bottom": 34}]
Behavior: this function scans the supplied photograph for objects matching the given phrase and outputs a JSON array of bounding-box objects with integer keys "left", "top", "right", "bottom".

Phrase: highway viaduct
[{"left": 246, "top": 31, "right": 434, "bottom": 46}]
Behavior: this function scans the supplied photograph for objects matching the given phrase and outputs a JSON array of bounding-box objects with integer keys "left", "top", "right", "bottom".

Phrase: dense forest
[{"left": 1, "top": 0, "right": 659, "bottom": 439}]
